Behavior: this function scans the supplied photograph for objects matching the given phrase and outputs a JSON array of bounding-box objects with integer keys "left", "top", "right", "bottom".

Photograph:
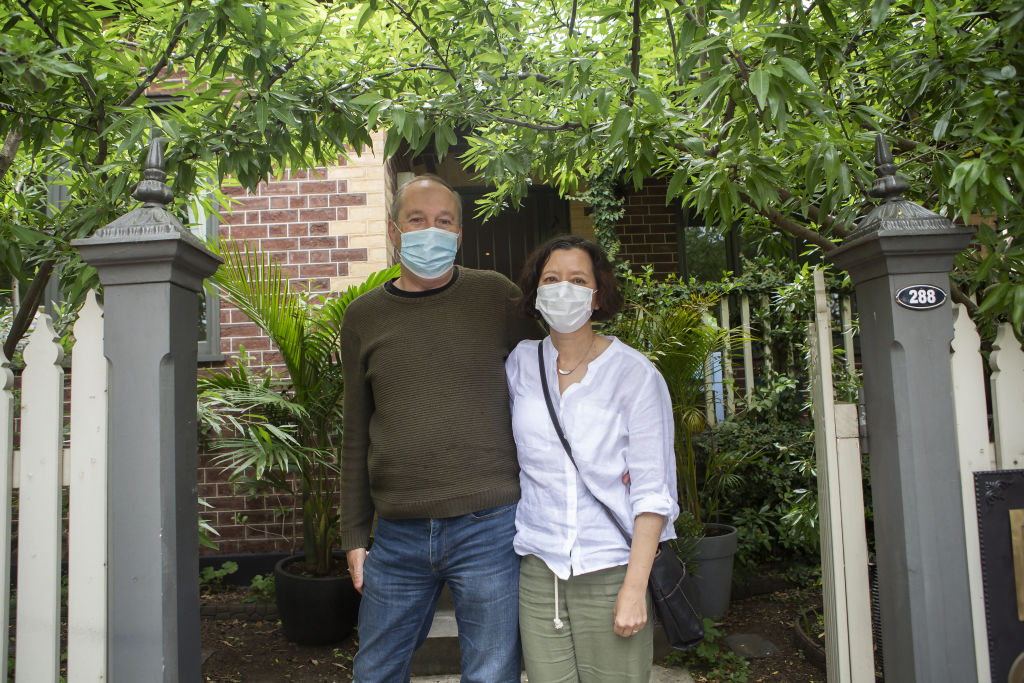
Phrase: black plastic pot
[
  {"left": 692, "top": 522, "right": 738, "bottom": 620},
  {"left": 273, "top": 555, "right": 361, "bottom": 645}
]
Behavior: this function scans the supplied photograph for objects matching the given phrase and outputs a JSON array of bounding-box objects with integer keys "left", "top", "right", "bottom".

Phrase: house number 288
[{"left": 895, "top": 285, "right": 946, "bottom": 311}]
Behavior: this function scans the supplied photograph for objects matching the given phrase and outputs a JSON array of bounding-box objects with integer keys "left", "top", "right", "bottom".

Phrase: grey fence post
[
  {"left": 72, "top": 139, "right": 222, "bottom": 682},
  {"left": 829, "top": 134, "right": 977, "bottom": 682}
]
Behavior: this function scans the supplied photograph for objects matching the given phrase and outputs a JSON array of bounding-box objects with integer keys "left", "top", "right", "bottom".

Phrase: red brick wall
[
  {"left": 616, "top": 181, "right": 680, "bottom": 277},
  {"left": 216, "top": 163, "right": 370, "bottom": 370}
]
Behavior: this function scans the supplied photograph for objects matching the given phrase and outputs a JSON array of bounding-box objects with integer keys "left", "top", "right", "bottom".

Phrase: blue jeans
[{"left": 352, "top": 504, "right": 521, "bottom": 683}]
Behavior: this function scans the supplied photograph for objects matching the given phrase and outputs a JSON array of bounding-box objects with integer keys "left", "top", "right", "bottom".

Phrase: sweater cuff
[{"left": 340, "top": 528, "right": 371, "bottom": 551}]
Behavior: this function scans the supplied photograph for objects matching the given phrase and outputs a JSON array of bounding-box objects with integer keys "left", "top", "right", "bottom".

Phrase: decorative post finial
[
  {"left": 869, "top": 134, "right": 910, "bottom": 200},
  {"left": 132, "top": 136, "right": 174, "bottom": 207}
]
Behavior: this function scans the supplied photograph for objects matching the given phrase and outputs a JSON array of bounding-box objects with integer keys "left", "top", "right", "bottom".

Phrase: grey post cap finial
[
  {"left": 839, "top": 133, "right": 955, "bottom": 243},
  {"left": 869, "top": 134, "right": 910, "bottom": 201},
  {"left": 133, "top": 136, "right": 175, "bottom": 207}
]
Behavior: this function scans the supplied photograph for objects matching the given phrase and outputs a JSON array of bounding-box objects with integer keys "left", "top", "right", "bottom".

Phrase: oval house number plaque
[{"left": 895, "top": 285, "right": 947, "bottom": 311}]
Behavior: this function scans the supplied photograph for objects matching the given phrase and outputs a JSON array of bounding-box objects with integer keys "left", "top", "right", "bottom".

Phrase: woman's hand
[
  {"left": 614, "top": 511, "right": 664, "bottom": 638},
  {"left": 613, "top": 583, "right": 648, "bottom": 637}
]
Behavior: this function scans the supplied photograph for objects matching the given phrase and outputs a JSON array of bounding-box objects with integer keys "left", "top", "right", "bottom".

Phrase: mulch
[{"left": 200, "top": 581, "right": 827, "bottom": 682}]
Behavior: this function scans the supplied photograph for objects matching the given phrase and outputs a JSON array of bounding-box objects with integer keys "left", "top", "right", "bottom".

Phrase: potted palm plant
[
  {"left": 198, "top": 238, "right": 397, "bottom": 644},
  {"left": 608, "top": 289, "right": 744, "bottom": 619}
]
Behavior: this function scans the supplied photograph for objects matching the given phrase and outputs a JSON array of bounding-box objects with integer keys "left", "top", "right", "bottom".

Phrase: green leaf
[
  {"left": 667, "top": 168, "right": 688, "bottom": 200},
  {"left": 356, "top": 2, "right": 375, "bottom": 30},
  {"left": 748, "top": 69, "right": 770, "bottom": 109},
  {"left": 818, "top": 0, "right": 838, "bottom": 30},
  {"left": 932, "top": 110, "right": 951, "bottom": 142},
  {"left": 350, "top": 92, "right": 381, "bottom": 106},
  {"left": 608, "top": 108, "right": 632, "bottom": 143},
  {"left": 777, "top": 58, "right": 816, "bottom": 90},
  {"left": 475, "top": 52, "right": 506, "bottom": 65},
  {"left": 870, "top": 0, "right": 891, "bottom": 28}
]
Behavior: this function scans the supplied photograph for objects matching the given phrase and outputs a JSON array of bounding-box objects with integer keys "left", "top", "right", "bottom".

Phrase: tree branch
[
  {"left": 119, "top": 0, "right": 193, "bottom": 108},
  {"left": 0, "top": 118, "right": 23, "bottom": 184},
  {"left": 3, "top": 260, "right": 55, "bottom": 360},
  {"left": 490, "top": 115, "right": 581, "bottom": 132},
  {"left": 664, "top": 7, "right": 682, "bottom": 87},
  {"left": 739, "top": 192, "right": 837, "bottom": 252},
  {"left": 951, "top": 283, "right": 979, "bottom": 316},
  {"left": 385, "top": 0, "right": 457, "bottom": 82},
  {"left": 627, "top": 0, "right": 641, "bottom": 105},
  {"left": 777, "top": 188, "right": 851, "bottom": 238}
]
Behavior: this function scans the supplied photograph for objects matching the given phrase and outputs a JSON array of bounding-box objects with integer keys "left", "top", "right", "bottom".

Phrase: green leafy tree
[
  {"left": 0, "top": 0, "right": 372, "bottom": 356},
  {"left": 343, "top": 0, "right": 1022, "bottom": 335}
]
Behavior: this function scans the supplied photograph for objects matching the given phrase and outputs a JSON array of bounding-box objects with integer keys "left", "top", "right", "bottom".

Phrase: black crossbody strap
[{"left": 537, "top": 342, "right": 632, "bottom": 545}]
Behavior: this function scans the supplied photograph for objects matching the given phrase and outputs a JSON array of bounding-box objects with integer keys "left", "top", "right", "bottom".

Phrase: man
[{"left": 340, "top": 174, "right": 541, "bottom": 682}]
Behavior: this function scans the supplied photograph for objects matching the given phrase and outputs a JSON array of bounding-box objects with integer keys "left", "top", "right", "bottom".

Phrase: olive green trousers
[{"left": 518, "top": 554, "right": 653, "bottom": 683}]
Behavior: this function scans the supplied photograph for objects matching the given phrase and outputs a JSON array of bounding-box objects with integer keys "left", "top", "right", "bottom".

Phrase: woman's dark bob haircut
[{"left": 516, "top": 234, "right": 623, "bottom": 322}]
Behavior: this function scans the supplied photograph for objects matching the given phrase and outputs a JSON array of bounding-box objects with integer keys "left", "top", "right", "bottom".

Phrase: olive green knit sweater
[{"left": 339, "top": 268, "right": 542, "bottom": 550}]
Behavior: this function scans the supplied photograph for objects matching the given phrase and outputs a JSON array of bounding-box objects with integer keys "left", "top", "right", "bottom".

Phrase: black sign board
[
  {"left": 895, "top": 284, "right": 947, "bottom": 310},
  {"left": 975, "top": 469, "right": 1024, "bottom": 682}
]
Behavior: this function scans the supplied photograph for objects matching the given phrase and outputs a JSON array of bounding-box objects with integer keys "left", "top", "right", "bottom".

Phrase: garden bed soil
[{"left": 200, "top": 580, "right": 826, "bottom": 682}]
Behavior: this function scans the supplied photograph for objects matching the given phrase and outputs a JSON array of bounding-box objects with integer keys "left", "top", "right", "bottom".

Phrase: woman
[{"left": 506, "top": 235, "right": 678, "bottom": 682}]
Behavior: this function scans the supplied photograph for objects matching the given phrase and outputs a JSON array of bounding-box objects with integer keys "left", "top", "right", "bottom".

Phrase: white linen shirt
[{"left": 507, "top": 336, "right": 679, "bottom": 580}]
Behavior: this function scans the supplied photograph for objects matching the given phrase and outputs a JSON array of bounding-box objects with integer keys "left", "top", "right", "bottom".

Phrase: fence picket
[
  {"left": 15, "top": 313, "right": 65, "bottom": 683},
  {"left": 0, "top": 345, "right": 13, "bottom": 682},
  {"left": 990, "top": 323, "right": 1024, "bottom": 469},
  {"left": 719, "top": 298, "right": 734, "bottom": 415},
  {"left": 841, "top": 296, "right": 856, "bottom": 378},
  {"left": 740, "top": 295, "right": 753, "bottom": 399},
  {"left": 808, "top": 270, "right": 874, "bottom": 683},
  {"left": 68, "top": 291, "right": 108, "bottom": 682},
  {"left": 950, "top": 304, "right": 993, "bottom": 682}
]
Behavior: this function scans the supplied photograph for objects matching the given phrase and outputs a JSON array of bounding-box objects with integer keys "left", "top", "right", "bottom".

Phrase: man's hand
[{"left": 347, "top": 547, "right": 367, "bottom": 594}]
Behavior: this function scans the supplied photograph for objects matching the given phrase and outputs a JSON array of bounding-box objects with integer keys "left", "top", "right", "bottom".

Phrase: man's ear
[{"left": 387, "top": 220, "right": 401, "bottom": 248}]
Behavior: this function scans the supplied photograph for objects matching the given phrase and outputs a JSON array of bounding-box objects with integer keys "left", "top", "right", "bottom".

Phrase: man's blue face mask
[{"left": 398, "top": 227, "right": 459, "bottom": 279}]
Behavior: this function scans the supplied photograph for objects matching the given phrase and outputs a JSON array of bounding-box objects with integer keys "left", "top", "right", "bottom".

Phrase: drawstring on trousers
[{"left": 553, "top": 573, "right": 564, "bottom": 630}]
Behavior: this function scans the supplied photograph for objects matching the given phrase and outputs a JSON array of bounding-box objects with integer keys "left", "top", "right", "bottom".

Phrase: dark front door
[{"left": 455, "top": 187, "right": 568, "bottom": 283}]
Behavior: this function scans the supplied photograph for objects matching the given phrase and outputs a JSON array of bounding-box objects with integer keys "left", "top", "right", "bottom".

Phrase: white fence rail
[{"left": 1, "top": 292, "right": 107, "bottom": 682}]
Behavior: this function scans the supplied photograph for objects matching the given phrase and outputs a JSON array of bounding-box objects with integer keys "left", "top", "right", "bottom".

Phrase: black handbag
[{"left": 536, "top": 342, "right": 704, "bottom": 650}]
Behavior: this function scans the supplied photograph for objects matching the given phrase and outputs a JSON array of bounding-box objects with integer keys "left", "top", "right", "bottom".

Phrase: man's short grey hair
[{"left": 390, "top": 173, "right": 463, "bottom": 227}]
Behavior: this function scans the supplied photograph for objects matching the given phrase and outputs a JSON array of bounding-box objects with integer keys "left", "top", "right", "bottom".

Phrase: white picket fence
[
  {"left": 808, "top": 270, "right": 1024, "bottom": 683},
  {"left": 0, "top": 292, "right": 107, "bottom": 682},
  {"left": 708, "top": 289, "right": 857, "bottom": 424}
]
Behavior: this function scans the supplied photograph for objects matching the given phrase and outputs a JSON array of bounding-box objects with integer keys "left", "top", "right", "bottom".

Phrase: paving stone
[{"left": 724, "top": 632, "right": 780, "bottom": 658}]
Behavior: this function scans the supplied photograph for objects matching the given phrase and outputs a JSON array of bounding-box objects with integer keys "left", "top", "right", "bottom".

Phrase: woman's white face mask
[{"left": 535, "top": 281, "right": 595, "bottom": 333}]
